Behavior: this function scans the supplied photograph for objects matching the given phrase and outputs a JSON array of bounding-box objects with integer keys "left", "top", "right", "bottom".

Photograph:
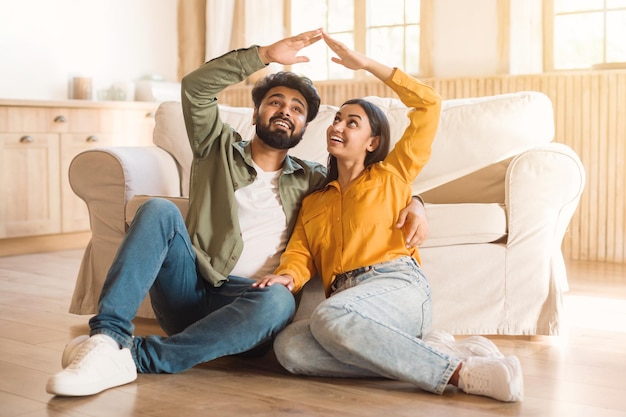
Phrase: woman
[{"left": 254, "top": 31, "right": 523, "bottom": 402}]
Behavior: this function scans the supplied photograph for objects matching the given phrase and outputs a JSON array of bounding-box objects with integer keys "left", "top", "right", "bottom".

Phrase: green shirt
[{"left": 180, "top": 46, "right": 327, "bottom": 287}]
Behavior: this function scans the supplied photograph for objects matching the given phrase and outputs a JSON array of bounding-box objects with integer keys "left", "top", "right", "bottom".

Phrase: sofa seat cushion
[{"left": 421, "top": 203, "right": 506, "bottom": 248}]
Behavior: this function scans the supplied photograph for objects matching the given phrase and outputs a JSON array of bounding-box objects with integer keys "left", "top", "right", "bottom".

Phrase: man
[{"left": 46, "top": 29, "right": 428, "bottom": 397}]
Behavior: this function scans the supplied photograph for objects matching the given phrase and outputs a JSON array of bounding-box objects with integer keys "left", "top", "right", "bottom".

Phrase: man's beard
[{"left": 255, "top": 116, "right": 305, "bottom": 150}]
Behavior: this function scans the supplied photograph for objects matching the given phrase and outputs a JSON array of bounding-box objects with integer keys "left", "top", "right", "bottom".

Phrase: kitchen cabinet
[{"left": 0, "top": 99, "right": 158, "bottom": 241}]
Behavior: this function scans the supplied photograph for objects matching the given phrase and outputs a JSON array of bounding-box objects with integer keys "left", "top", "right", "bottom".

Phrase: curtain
[
  {"left": 177, "top": 0, "right": 206, "bottom": 80},
  {"left": 205, "top": 0, "right": 236, "bottom": 61}
]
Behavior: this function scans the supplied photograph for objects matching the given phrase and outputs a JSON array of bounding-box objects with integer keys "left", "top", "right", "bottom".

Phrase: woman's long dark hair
[{"left": 325, "top": 98, "right": 391, "bottom": 185}]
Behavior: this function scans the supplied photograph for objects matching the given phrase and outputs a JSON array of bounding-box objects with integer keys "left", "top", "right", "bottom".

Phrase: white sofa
[{"left": 68, "top": 91, "right": 585, "bottom": 336}]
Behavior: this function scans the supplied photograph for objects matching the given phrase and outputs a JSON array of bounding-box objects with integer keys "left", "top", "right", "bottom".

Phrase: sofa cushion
[
  {"left": 415, "top": 92, "right": 555, "bottom": 193},
  {"left": 264, "top": 92, "right": 555, "bottom": 196},
  {"left": 288, "top": 104, "right": 337, "bottom": 165},
  {"left": 421, "top": 203, "right": 507, "bottom": 248},
  {"left": 153, "top": 103, "right": 257, "bottom": 197},
  {"left": 152, "top": 91, "right": 555, "bottom": 200}
]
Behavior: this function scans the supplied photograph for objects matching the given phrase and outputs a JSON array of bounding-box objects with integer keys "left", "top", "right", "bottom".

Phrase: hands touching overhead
[{"left": 257, "top": 28, "right": 394, "bottom": 81}]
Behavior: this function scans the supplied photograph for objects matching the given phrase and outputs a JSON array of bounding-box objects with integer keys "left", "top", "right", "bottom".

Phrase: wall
[{"left": 0, "top": 0, "right": 177, "bottom": 101}]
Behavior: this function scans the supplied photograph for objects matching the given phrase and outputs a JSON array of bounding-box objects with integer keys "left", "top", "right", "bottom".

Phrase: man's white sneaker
[
  {"left": 61, "top": 335, "right": 89, "bottom": 368},
  {"left": 423, "top": 330, "right": 503, "bottom": 360},
  {"left": 459, "top": 355, "right": 524, "bottom": 402},
  {"left": 46, "top": 334, "right": 137, "bottom": 396}
]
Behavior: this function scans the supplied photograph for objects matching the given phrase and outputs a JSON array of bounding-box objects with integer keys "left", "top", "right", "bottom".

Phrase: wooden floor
[{"left": 1, "top": 249, "right": 625, "bottom": 417}]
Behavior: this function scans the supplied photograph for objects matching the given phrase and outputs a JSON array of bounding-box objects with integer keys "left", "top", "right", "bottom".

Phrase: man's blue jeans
[{"left": 88, "top": 198, "right": 296, "bottom": 374}]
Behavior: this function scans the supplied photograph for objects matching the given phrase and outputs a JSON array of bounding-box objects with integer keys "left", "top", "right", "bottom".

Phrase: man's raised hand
[{"left": 258, "top": 28, "right": 323, "bottom": 66}]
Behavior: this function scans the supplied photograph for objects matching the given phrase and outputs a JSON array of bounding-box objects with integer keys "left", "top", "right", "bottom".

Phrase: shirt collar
[{"left": 232, "top": 140, "right": 306, "bottom": 175}]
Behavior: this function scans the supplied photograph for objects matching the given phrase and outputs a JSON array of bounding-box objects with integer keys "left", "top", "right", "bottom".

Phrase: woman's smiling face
[{"left": 326, "top": 103, "right": 379, "bottom": 162}]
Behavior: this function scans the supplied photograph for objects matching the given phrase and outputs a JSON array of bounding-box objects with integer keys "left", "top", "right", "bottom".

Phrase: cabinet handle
[
  {"left": 19, "top": 135, "right": 34, "bottom": 143},
  {"left": 86, "top": 135, "right": 99, "bottom": 142},
  {"left": 54, "top": 115, "right": 67, "bottom": 123}
]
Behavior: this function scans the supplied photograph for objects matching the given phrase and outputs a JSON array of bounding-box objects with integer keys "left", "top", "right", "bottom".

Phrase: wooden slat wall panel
[{"left": 219, "top": 70, "right": 626, "bottom": 262}]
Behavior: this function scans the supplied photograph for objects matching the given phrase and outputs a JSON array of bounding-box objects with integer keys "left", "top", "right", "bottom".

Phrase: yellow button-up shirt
[{"left": 275, "top": 68, "right": 442, "bottom": 296}]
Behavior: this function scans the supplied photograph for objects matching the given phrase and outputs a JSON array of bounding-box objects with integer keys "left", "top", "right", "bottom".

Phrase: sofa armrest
[
  {"left": 68, "top": 146, "right": 181, "bottom": 315},
  {"left": 504, "top": 143, "right": 585, "bottom": 332},
  {"left": 70, "top": 146, "right": 182, "bottom": 206},
  {"left": 505, "top": 143, "right": 585, "bottom": 261}
]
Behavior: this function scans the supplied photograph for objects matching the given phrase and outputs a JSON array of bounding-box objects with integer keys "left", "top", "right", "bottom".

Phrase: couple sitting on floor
[{"left": 46, "top": 29, "right": 523, "bottom": 403}]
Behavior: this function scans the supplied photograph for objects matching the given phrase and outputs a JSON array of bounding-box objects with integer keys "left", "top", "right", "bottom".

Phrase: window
[
  {"left": 545, "top": 0, "right": 626, "bottom": 70},
  {"left": 288, "top": 0, "right": 421, "bottom": 80}
]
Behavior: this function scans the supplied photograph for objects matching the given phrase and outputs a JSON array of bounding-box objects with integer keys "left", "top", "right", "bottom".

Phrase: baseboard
[{"left": 0, "top": 232, "right": 91, "bottom": 257}]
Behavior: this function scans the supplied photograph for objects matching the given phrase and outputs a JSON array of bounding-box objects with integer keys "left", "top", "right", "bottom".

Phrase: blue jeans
[
  {"left": 273, "top": 257, "right": 461, "bottom": 395},
  {"left": 89, "top": 198, "right": 296, "bottom": 374}
]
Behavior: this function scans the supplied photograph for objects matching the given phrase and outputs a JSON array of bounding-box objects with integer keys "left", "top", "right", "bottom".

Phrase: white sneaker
[
  {"left": 46, "top": 334, "right": 137, "bottom": 396},
  {"left": 61, "top": 335, "right": 89, "bottom": 368},
  {"left": 459, "top": 355, "right": 524, "bottom": 402},
  {"left": 423, "top": 330, "right": 503, "bottom": 360}
]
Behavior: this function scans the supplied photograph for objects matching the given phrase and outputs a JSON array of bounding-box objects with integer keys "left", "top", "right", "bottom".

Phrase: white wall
[{"left": 0, "top": 0, "right": 177, "bottom": 101}]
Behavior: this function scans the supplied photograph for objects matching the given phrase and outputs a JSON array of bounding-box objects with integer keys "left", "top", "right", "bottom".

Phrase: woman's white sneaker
[
  {"left": 46, "top": 334, "right": 137, "bottom": 396},
  {"left": 458, "top": 355, "right": 524, "bottom": 402}
]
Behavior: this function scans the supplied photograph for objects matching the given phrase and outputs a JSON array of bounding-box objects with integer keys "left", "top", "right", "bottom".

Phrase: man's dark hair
[{"left": 251, "top": 71, "right": 321, "bottom": 122}]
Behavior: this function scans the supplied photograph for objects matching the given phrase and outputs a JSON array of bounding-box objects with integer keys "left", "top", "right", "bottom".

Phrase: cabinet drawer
[
  {"left": 64, "top": 108, "right": 122, "bottom": 133},
  {"left": 0, "top": 106, "right": 122, "bottom": 133},
  {"left": 1, "top": 107, "right": 71, "bottom": 133}
]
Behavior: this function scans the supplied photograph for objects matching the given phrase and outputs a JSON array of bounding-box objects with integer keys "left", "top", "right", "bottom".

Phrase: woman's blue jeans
[
  {"left": 273, "top": 257, "right": 461, "bottom": 395},
  {"left": 88, "top": 198, "right": 296, "bottom": 374}
]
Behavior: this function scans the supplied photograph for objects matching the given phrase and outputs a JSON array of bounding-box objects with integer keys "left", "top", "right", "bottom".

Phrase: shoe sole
[{"left": 46, "top": 372, "right": 137, "bottom": 396}]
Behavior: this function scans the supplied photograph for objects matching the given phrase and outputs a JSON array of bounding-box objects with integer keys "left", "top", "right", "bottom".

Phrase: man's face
[{"left": 253, "top": 86, "right": 308, "bottom": 150}]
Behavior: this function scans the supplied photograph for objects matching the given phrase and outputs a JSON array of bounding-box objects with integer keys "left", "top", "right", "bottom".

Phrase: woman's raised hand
[
  {"left": 322, "top": 30, "right": 369, "bottom": 70},
  {"left": 322, "top": 30, "right": 393, "bottom": 81}
]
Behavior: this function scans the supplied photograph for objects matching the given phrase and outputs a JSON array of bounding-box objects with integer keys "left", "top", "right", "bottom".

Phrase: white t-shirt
[{"left": 229, "top": 162, "right": 288, "bottom": 280}]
